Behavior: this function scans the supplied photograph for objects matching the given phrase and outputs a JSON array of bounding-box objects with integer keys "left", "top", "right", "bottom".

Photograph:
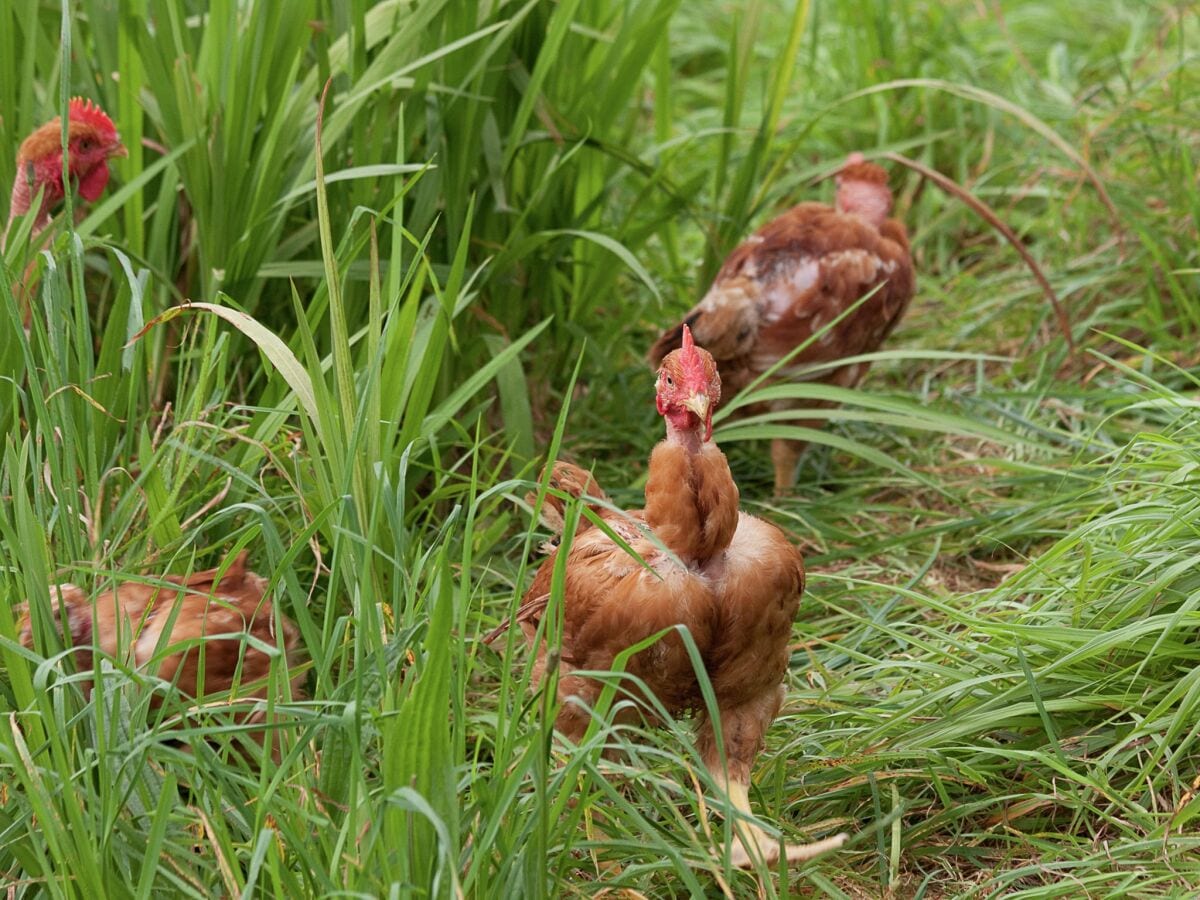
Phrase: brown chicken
[
  {"left": 3, "top": 98, "right": 126, "bottom": 325},
  {"left": 515, "top": 327, "right": 846, "bottom": 867},
  {"left": 17, "top": 552, "right": 302, "bottom": 757},
  {"left": 3, "top": 97, "right": 126, "bottom": 250},
  {"left": 648, "top": 153, "right": 915, "bottom": 491}
]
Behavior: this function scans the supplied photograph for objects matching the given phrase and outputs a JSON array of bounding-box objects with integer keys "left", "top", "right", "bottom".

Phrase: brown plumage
[
  {"left": 648, "top": 152, "right": 916, "bottom": 491},
  {"left": 514, "top": 327, "right": 846, "bottom": 867},
  {"left": 525, "top": 460, "right": 613, "bottom": 553},
  {"left": 17, "top": 552, "right": 302, "bottom": 757}
]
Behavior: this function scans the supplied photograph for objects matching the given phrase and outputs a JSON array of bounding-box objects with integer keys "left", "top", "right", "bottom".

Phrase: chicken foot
[
  {"left": 696, "top": 690, "right": 846, "bottom": 868},
  {"left": 708, "top": 770, "right": 847, "bottom": 868}
]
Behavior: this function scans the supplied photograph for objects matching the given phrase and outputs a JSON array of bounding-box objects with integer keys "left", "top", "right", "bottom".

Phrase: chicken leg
[
  {"left": 708, "top": 769, "right": 847, "bottom": 868},
  {"left": 770, "top": 437, "right": 805, "bottom": 496},
  {"left": 697, "top": 689, "right": 846, "bottom": 868},
  {"left": 769, "top": 399, "right": 841, "bottom": 493}
]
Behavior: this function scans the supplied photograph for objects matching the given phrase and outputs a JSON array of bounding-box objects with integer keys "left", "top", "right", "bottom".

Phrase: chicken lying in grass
[
  {"left": 648, "top": 153, "right": 915, "bottom": 492},
  {"left": 17, "top": 552, "right": 302, "bottom": 759},
  {"left": 511, "top": 327, "right": 846, "bottom": 867}
]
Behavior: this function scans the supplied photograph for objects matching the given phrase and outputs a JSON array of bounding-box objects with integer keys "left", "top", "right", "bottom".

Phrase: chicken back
[{"left": 17, "top": 552, "right": 302, "bottom": 756}]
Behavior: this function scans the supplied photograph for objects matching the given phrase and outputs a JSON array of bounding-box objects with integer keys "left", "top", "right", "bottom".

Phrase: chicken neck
[
  {"left": 644, "top": 429, "right": 739, "bottom": 565},
  {"left": 664, "top": 417, "right": 703, "bottom": 455}
]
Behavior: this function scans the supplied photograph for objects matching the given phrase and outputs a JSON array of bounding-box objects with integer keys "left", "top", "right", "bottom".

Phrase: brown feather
[
  {"left": 837, "top": 160, "right": 889, "bottom": 184},
  {"left": 524, "top": 460, "right": 611, "bottom": 539},
  {"left": 643, "top": 441, "right": 739, "bottom": 563}
]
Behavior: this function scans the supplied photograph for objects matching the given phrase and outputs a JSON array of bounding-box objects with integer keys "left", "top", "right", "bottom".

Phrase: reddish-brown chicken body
[
  {"left": 18, "top": 552, "right": 301, "bottom": 755},
  {"left": 521, "top": 440, "right": 739, "bottom": 731},
  {"left": 649, "top": 154, "right": 915, "bottom": 490},
  {"left": 517, "top": 327, "right": 845, "bottom": 866}
]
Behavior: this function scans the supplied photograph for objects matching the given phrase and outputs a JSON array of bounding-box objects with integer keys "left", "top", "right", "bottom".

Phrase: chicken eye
[
  {"left": 78, "top": 138, "right": 93, "bottom": 151},
  {"left": 665, "top": 376, "right": 674, "bottom": 387}
]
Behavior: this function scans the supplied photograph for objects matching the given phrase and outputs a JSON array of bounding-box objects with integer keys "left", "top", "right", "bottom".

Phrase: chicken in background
[
  {"left": 2, "top": 98, "right": 126, "bottom": 326},
  {"left": 648, "top": 153, "right": 916, "bottom": 492},
  {"left": 17, "top": 552, "right": 303, "bottom": 760},
  {"left": 507, "top": 327, "right": 846, "bottom": 868},
  {"left": 3, "top": 97, "right": 126, "bottom": 250}
]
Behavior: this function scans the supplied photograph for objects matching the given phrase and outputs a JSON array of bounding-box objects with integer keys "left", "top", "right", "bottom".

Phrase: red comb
[
  {"left": 68, "top": 97, "right": 117, "bottom": 136},
  {"left": 678, "top": 323, "right": 707, "bottom": 380}
]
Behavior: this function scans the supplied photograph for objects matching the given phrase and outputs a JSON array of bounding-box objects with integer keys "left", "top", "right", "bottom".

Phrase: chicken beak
[
  {"left": 109, "top": 140, "right": 128, "bottom": 159},
  {"left": 681, "top": 391, "right": 710, "bottom": 423}
]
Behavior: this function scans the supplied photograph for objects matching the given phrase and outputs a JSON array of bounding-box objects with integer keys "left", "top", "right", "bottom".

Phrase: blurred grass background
[{"left": 1, "top": 0, "right": 1198, "bottom": 896}]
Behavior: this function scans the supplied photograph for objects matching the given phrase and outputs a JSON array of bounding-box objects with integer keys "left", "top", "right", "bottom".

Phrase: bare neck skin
[
  {"left": 837, "top": 179, "right": 891, "bottom": 228},
  {"left": 664, "top": 411, "right": 704, "bottom": 455}
]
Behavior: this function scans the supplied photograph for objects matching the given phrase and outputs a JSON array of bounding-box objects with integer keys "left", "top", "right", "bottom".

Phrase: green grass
[{"left": 2, "top": 0, "right": 1199, "bottom": 896}]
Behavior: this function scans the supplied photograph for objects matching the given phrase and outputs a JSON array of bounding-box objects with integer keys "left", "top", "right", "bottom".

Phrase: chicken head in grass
[
  {"left": 3, "top": 98, "right": 126, "bottom": 249},
  {"left": 648, "top": 152, "right": 915, "bottom": 492},
  {"left": 511, "top": 326, "right": 847, "bottom": 867},
  {"left": 17, "top": 552, "right": 302, "bottom": 761},
  {"left": 3, "top": 98, "right": 127, "bottom": 324}
]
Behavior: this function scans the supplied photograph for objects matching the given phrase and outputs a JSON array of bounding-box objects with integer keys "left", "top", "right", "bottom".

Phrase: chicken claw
[{"left": 713, "top": 775, "right": 847, "bottom": 869}]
